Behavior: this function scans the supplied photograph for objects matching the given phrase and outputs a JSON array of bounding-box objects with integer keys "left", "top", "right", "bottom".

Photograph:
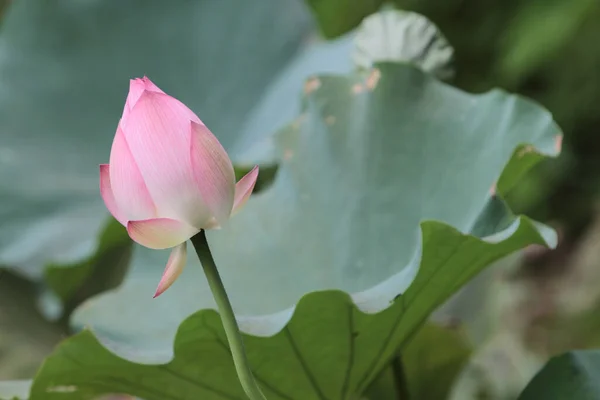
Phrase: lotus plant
[{"left": 99, "top": 77, "right": 265, "bottom": 400}]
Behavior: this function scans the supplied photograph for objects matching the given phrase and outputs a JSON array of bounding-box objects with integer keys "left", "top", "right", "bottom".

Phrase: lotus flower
[{"left": 100, "top": 77, "right": 258, "bottom": 297}]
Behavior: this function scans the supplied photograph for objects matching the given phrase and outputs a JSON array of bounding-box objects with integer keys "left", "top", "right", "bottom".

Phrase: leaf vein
[
  {"left": 284, "top": 326, "right": 329, "bottom": 400},
  {"left": 339, "top": 304, "right": 356, "bottom": 400},
  {"left": 202, "top": 317, "right": 296, "bottom": 400},
  {"left": 355, "top": 243, "right": 462, "bottom": 390}
]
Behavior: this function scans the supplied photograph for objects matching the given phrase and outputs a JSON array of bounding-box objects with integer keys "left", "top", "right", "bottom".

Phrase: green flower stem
[
  {"left": 191, "top": 230, "right": 267, "bottom": 400},
  {"left": 392, "top": 356, "right": 410, "bottom": 400}
]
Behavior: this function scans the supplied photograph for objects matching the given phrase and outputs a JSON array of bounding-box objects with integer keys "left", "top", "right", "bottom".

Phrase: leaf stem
[
  {"left": 392, "top": 355, "right": 410, "bottom": 400},
  {"left": 191, "top": 230, "right": 267, "bottom": 400}
]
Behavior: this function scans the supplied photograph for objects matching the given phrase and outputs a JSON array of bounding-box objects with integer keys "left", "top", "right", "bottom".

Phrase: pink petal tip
[
  {"left": 153, "top": 242, "right": 187, "bottom": 298},
  {"left": 124, "top": 77, "right": 165, "bottom": 117},
  {"left": 232, "top": 165, "right": 259, "bottom": 216}
]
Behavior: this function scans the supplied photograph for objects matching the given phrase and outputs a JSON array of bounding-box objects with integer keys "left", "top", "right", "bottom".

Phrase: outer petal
[
  {"left": 109, "top": 127, "right": 156, "bottom": 221},
  {"left": 122, "top": 86, "right": 200, "bottom": 132},
  {"left": 153, "top": 242, "right": 187, "bottom": 298},
  {"left": 127, "top": 218, "right": 199, "bottom": 250},
  {"left": 99, "top": 164, "right": 126, "bottom": 225},
  {"left": 122, "top": 92, "right": 214, "bottom": 227},
  {"left": 190, "top": 122, "right": 236, "bottom": 225},
  {"left": 232, "top": 165, "right": 259, "bottom": 216}
]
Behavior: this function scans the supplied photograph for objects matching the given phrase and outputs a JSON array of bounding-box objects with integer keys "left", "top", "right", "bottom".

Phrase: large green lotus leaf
[
  {"left": 518, "top": 351, "right": 600, "bottom": 400},
  {"left": 0, "top": 380, "right": 133, "bottom": 400},
  {"left": 23, "top": 63, "right": 556, "bottom": 398},
  {"left": 0, "top": 0, "right": 355, "bottom": 282},
  {"left": 31, "top": 219, "right": 552, "bottom": 400},
  {"left": 73, "top": 62, "right": 561, "bottom": 335}
]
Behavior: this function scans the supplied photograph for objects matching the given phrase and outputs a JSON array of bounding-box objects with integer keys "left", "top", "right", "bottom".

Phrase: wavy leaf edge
[{"left": 62, "top": 213, "right": 554, "bottom": 357}]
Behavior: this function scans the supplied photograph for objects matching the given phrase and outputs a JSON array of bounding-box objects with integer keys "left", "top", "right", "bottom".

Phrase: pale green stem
[{"left": 191, "top": 230, "right": 267, "bottom": 400}]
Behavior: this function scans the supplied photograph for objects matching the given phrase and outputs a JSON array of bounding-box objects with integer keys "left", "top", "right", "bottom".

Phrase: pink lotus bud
[{"left": 100, "top": 77, "right": 258, "bottom": 296}]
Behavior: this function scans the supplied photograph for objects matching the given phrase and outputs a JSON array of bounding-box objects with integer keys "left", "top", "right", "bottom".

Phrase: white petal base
[{"left": 127, "top": 218, "right": 199, "bottom": 250}]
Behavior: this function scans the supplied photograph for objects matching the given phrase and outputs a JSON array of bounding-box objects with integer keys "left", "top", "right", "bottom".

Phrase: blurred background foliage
[{"left": 1, "top": 0, "right": 600, "bottom": 398}]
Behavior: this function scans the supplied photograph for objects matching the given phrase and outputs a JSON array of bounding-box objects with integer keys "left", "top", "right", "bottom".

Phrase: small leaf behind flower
[{"left": 353, "top": 9, "right": 455, "bottom": 80}]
